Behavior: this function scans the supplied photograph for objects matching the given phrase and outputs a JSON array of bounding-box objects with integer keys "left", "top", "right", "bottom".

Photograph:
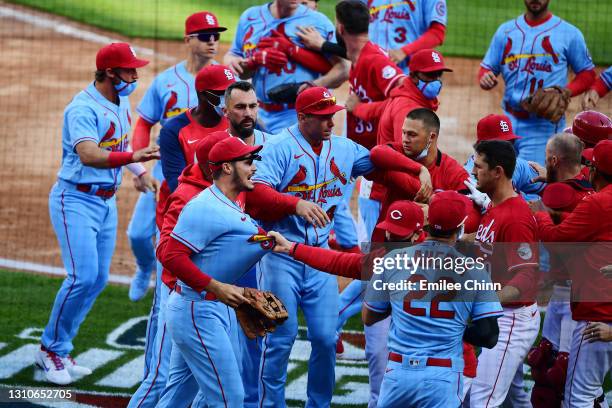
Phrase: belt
[
  {"left": 175, "top": 284, "right": 217, "bottom": 301},
  {"left": 76, "top": 184, "right": 116, "bottom": 199},
  {"left": 388, "top": 352, "right": 452, "bottom": 368},
  {"left": 258, "top": 101, "right": 295, "bottom": 112},
  {"left": 504, "top": 102, "right": 530, "bottom": 119}
]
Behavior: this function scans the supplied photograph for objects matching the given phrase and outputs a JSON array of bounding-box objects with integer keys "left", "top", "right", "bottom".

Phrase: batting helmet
[{"left": 571, "top": 111, "right": 612, "bottom": 147}]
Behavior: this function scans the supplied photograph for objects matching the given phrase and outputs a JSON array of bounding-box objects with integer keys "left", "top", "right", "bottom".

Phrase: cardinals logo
[
  {"left": 163, "top": 91, "right": 179, "bottom": 118},
  {"left": 248, "top": 226, "right": 275, "bottom": 250},
  {"left": 284, "top": 165, "right": 308, "bottom": 192},
  {"left": 326, "top": 205, "right": 337, "bottom": 221},
  {"left": 329, "top": 158, "right": 347, "bottom": 185},
  {"left": 100, "top": 122, "right": 115, "bottom": 144},
  {"left": 501, "top": 37, "right": 513, "bottom": 65},
  {"left": 541, "top": 36, "right": 559, "bottom": 64}
]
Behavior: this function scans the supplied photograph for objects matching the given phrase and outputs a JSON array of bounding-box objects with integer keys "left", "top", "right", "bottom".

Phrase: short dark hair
[
  {"left": 224, "top": 81, "right": 254, "bottom": 102},
  {"left": 426, "top": 225, "right": 462, "bottom": 239},
  {"left": 336, "top": 0, "right": 370, "bottom": 35},
  {"left": 406, "top": 108, "right": 440, "bottom": 134},
  {"left": 95, "top": 70, "right": 107, "bottom": 82},
  {"left": 475, "top": 140, "right": 516, "bottom": 178}
]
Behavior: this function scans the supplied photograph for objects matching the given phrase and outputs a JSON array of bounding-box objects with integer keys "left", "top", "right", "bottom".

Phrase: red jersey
[
  {"left": 475, "top": 196, "right": 539, "bottom": 305},
  {"left": 371, "top": 145, "right": 471, "bottom": 242},
  {"left": 179, "top": 109, "right": 228, "bottom": 167},
  {"left": 157, "top": 164, "right": 211, "bottom": 289},
  {"left": 535, "top": 184, "right": 612, "bottom": 322},
  {"left": 347, "top": 42, "right": 403, "bottom": 150},
  {"left": 545, "top": 176, "right": 594, "bottom": 282}
]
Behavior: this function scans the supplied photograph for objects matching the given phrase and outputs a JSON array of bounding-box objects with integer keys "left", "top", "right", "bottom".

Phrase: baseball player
[
  {"left": 140, "top": 132, "right": 228, "bottom": 408},
  {"left": 583, "top": 66, "right": 612, "bottom": 110},
  {"left": 128, "top": 65, "right": 234, "bottom": 408},
  {"left": 364, "top": 191, "right": 503, "bottom": 407},
  {"left": 347, "top": 48, "right": 451, "bottom": 146},
  {"left": 127, "top": 11, "right": 226, "bottom": 302},
  {"left": 534, "top": 139, "right": 612, "bottom": 408},
  {"left": 223, "top": 0, "right": 349, "bottom": 134},
  {"left": 35, "top": 43, "right": 159, "bottom": 385},
  {"left": 366, "top": 0, "right": 447, "bottom": 73},
  {"left": 467, "top": 140, "right": 541, "bottom": 407},
  {"left": 464, "top": 114, "right": 545, "bottom": 198},
  {"left": 160, "top": 136, "right": 270, "bottom": 407},
  {"left": 249, "top": 87, "right": 377, "bottom": 407},
  {"left": 571, "top": 110, "right": 612, "bottom": 150},
  {"left": 479, "top": 0, "right": 596, "bottom": 165},
  {"left": 526, "top": 133, "right": 593, "bottom": 407}
]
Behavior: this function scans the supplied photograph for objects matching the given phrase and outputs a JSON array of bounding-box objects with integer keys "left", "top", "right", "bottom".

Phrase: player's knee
[
  {"left": 127, "top": 226, "right": 154, "bottom": 243},
  {"left": 308, "top": 331, "right": 336, "bottom": 350}
]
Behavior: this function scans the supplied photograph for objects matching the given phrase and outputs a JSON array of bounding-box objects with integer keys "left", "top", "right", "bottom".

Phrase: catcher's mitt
[
  {"left": 235, "top": 288, "right": 289, "bottom": 339},
  {"left": 520, "top": 86, "right": 571, "bottom": 123}
]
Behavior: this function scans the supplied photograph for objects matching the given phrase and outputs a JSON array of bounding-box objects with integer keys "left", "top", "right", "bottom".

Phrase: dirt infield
[{"left": 0, "top": 2, "right": 609, "bottom": 277}]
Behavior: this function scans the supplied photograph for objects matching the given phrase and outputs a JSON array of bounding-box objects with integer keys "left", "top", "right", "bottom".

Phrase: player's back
[{"left": 372, "top": 240, "right": 501, "bottom": 360}]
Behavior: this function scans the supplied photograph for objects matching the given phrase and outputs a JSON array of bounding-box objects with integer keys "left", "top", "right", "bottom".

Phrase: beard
[
  {"left": 231, "top": 117, "right": 255, "bottom": 139},
  {"left": 546, "top": 165, "right": 558, "bottom": 183}
]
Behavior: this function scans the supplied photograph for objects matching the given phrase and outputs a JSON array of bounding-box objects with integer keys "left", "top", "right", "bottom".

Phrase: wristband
[
  {"left": 290, "top": 243, "right": 299, "bottom": 257},
  {"left": 107, "top": 151, "right": 134, "bottom": 168},
  {"left": 126, "top": 162, "right": 147, "bottom": 177}
]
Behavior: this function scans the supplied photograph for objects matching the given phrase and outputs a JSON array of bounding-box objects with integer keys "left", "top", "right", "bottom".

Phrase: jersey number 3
[
  {"left": 394, "top": 27, "right": 407, "bottom": 43},
  {"left": 403, "top": 274, "right": 456, "bottom": 319}
]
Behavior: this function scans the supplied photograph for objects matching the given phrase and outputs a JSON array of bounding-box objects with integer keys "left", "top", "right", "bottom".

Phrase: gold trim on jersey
[
  {"left": 286, "top": 177, "right": 339, "bottom": 192},
  {"left": 503, "top": 53, "right": 552, "bottom": 64},
  {"left": 369, "top": 1, "right": 414, "bottom": 14},
  {"left": 99, "top": 133, "right": 128, "bottom": 148}
]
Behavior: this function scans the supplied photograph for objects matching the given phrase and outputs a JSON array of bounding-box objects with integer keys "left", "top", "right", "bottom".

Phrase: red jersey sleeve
[
  {"left": 352, "top": 99, "right": 389, "bottom": 123},
  {"left": 369, "top": 57, "right": 404, "bottom": 98},
  {"left": 536, "top": 197, "right": 600, "bottom": 242},
  {"left": 246, "top": 183, "right": 300, "bottom": 221},
  {"left": 503, "top": 218, "right": 539, "bottom": 298},
  {"left": 292, "top": 244, "right": 363, "bottom": 279},
  {"left": 161, "top": 237, "right": 212, "bottom": 293},
  {"left": 370, "top": 144, "right": 423, "bottom": 174}
]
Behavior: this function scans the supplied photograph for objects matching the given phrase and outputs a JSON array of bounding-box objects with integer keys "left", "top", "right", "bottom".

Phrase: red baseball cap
[
  {"left": 428, "top": 191, "right": 470, "bottom": 232},
  {"left": 195, "top": 131, "right": 230, "bottom": 175},
  {"left": 582, "top": 139, "right": 612, "bottom": 175},
  {"left": 96, "top": 43, "right": 149, "bottom": 70},
  {"left": 208, "top": 137, "right": 263, "bottom": 171},
  {"left": 195, "top": 65, "right": 236, "bottom": 92},
  {"left": 542, "top": 182, "right": 579, "bottom": 211},
  {"left": 477, "top": 114, "right": 522, "bottom": 142},
  {"left": 408, "top": 49, "right": 452, "bottom": 73},
  {"left": 296, "top": 87, "right": 344, "bottom": 115},
  {"left": 376, "top": 201, "right": 424, "bottom": 237},
  {"left": 185, "top": 11, "right": 227, "bottom": 35}
]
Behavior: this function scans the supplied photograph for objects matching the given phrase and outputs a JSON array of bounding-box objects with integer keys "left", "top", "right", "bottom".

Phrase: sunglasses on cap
[
  {"left": 188, "top": 32, "right": 220, "bottom": 42},
  {"left": 210, "top": 154, "right": 262, "bottom": 167},
  {"left": 302, "top": 96, "right": 336, "bottom": 112}
]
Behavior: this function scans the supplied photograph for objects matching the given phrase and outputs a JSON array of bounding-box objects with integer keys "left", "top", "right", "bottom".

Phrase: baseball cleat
[
  {"left": 336, "top": 337, "right": 344, "bottom": 357},
  {"left": 129, "top": 268, "right": 151, "bottom": 301},
  {"left": 62, "top": 355, "right": 92, "bottom": 378},
  {"left": 35, "top": 346, "right": 72, "bottom": 385}
]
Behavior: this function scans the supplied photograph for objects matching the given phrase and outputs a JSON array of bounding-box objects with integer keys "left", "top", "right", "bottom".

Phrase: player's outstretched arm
[
  {"left": 463, "top": 316, "right": 500, "bottom": 349},
  {"left": 206, "top": 279, "right": 248, "bottom": 309},
  {"left": 310, "top": 55, "right": 349, "bottom": 89},
  {"left": 75, "top": 140, "right": 160, "bottom": 169}
]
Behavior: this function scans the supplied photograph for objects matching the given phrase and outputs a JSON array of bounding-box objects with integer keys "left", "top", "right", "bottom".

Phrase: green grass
[
  {"left": 8, "top": 0, "right": 612, "bottom": 65},
  {"left": 0, "top": 269, "right": 609, "bottom": 405}
]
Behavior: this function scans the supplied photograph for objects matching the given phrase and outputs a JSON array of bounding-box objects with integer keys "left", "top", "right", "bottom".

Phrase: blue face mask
[
  {"left": 415, "top": 137, "right": 431, "bottom": 160},
  {"left": 114, "top": 80, "right": 137, "bottom": 96},
  {"left": 206, "top": 92, "right": 225, "bottom": 117},
  {"left": 417, "top": 79, "right": 442, "bottom": 100}
]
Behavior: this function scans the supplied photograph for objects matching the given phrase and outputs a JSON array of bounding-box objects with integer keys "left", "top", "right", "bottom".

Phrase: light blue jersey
[
  {"left": 230, "top": 4, "right": 335, "bottom": 133},
  {"left": 171, "top": 185, "right": 271, "bottom": 285},
  {"left": 57, "top": 82, "right": 131, "bottom": 187},
  {"left": 136, "top": 60, "right": 198, "bottom": 127},
  {"left": 481, "top": 14, "right": 593, "bottom": 113},
  {"left": 464, "top": 153, "right": 545, "bottom": 196},
  {"left": 365, "top": 240, "right": 503, "bottom": 358},
  {"left": 252, "top": 124, "right": 374, "bottom": 246},
  {"left": 600, "top": 66, "right": 612, "bottom": 91},
  {"left": 367, "top": 0, "right": 447, "bottom": 72}
]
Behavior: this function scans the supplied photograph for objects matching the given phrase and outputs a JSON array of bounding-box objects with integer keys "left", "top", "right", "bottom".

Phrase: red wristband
[{"left": 107, "top": 151, "right": 134, "bottom": 168}]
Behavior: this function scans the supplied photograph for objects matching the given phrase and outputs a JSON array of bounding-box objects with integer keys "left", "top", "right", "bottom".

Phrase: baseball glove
[
  {"left": 520, "top": 86, "right": 571, "bottom": 123},
  {"left": 235, "top": 288, "right": 289, "bottom": 339},
  {"left": 267, "top": 83, "right": 303, "bottom": 104}
]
